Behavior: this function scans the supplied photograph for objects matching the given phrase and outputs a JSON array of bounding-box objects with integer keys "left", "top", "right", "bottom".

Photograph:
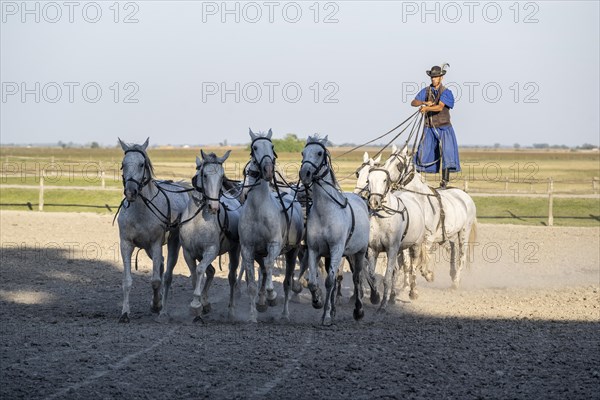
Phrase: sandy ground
[{"left": 1, "top": 210, "right": 598, "bottom": 399}]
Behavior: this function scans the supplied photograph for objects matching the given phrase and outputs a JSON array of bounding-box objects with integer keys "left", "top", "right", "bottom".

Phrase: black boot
[{"left": 440, "top": 169, "right": 450, "bottom": 188}]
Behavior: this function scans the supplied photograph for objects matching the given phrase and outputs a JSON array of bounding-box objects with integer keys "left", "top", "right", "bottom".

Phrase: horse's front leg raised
[
  {"left": 119, "top": 241, "right": 135, "bottom": 323},
  {"left": 306, "top": 248, "right": 323, "bottom": 309},
  {"left": 190, "top": 247, "right": 218, "bottom": 317}
]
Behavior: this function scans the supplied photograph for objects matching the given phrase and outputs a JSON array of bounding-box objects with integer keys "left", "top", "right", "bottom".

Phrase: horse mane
[{"left": 201, "top": 152, "right": 220, "bottom": 163}]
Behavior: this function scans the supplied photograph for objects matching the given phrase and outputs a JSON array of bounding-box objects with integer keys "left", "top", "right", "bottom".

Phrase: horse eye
[
  {"left": 318, "top": 151, "right": 323, "bottom": 156},
  {"left": 355, "top": 172, "right": 359, "bottom": 178},
  {"left": 253, "top": 146, "right": 257, "bottom": 151},
  {"left": 139, "top": 163, "right": 144, "bottom": 168}
]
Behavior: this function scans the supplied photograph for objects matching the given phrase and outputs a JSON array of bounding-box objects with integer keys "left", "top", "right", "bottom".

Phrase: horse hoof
[
  {"left": 389, "top": 296, "right": 396, "bottom": 305},
  {"left": 202, "top": 303, "right": 212, "bottom": 315},
  {"left": 156, "top": 312, "right": 170, "bottom": 323},
  {"left": 118, "top": 313, "right": 130, "bottom": 323},
  {"left": 424, "top": 272, "right": 435, "bottom": 282},
  {"left": 451, "top": 281, "right": 460, "bottom": 290},
  {"left": 322, "top": 316, "right": 333, "bottom": 326},
  {"left": 291, "top": 280, "right": 303, "bottom": 294},
  {"left": 193, "top": 316, "right": 205, "bottom": 324},
  {"left": 376, "top": 306, "right": 387, "bottom": 315},
  {"left": 150, "top": 304, "right": 162, "bottom": 314},
  {"left": 353, "top": 308, "right": 365, "bottom": 321},
  {"left": 280, "top": 313, "right": 290, "bottom": 322},
  {"left": 312, "top": 299, "right": 323, "bottom": 309},
  {"left": 256, "top": 303, "right": 268, "bottom": 313},
  {"left": 267, "top": 297, "right": 277, "bottom": 307},
  {"left": 409, "top": 291, "right": 419, "bottom": 300},
  {"left": 370, "top": 291, "right": 381, "bottom": 305}
]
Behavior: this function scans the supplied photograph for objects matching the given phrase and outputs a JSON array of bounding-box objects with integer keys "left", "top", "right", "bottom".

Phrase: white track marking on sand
[
  {"left": 253, "top": 328, "right": 315, "bottom": 397},
  {"left": 44, "top": 327, "right": 178, "bottom": 400}
]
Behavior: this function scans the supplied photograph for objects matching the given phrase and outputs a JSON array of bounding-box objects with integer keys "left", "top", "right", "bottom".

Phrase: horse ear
[
  {"left": 196, "top": 156, "right": 202, "bottom": 167},
  {"left": 322, "top": 135, "right": 329, "bottom": 144},
  {"left": 200, "top": 149, "right": 208, "bottom": 160},
  {"left": 400, "top": 145, "right": 408, "bottom": 155},
  {"left": 374, "top": 154, "right": 382, "bottom": 164},
  {"left": 306, "top": 135, "right": 314, "bottom": 143},
  {"left": 267, "top": 129, "right": 273, "bottom": 139},
  {"left": 369, "top": 158, "right": 375, "bottom": 167},
  {"left": 218, "top": 150, "right": 232, "bottom": 163},
  {"left": 142, "top": 138, "right": 149, "bottom": 150},
  {"left": 391, "top": 144, "right": 398, "bottom": 154},
  {"left": 249, "top": 128, "right": 257, "bottom": 141},
  {"left": 118, "top": 138, "right": 128, "bottom": 152},
  {"left": 363, "top": 152, "right": 369, "bottom": 163}
]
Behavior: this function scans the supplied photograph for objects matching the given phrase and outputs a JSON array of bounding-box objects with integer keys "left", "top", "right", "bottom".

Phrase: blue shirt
[{"left": 415, "top": 86, "right": 455, "bottom": 109}]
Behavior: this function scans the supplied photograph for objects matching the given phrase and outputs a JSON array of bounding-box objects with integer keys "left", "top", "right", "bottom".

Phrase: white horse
[
  {"left": 300, "top": 135, "right": 371, "bottom": 325},
  {"left": 366, "top": 160, "right": 429, "bottom": 305},
  {"left": 117, "top": 138, "right": 190, "bottom": 322},
  {"left": 238, "top": 129, "right": 304, "bottom": 322},
  {"left": 179, "top": 150, "right": 241, "bottom": 321},
  {"left": 386, "top": 145, "right": 477, "bottom": 289}
]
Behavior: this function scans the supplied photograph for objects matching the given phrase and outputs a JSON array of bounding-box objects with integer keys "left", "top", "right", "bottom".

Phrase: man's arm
[
  {"left": 420, "top": 101, "right": 446, "bottom": 113},
  {"left": 411, "top": 99, "right": 433, "bottom": 107}
]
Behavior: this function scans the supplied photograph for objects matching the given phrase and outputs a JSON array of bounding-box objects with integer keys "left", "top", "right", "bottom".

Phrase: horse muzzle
[
  {"left": 208, "top": 200, "right": 219, "bottom": 214},
  {"left": 262, "top": 161, "right": 274, "bottom": 181},
  {"left": 123, "top": 182, "right": 139, "bottom": 202},
  {"left": 299, "top": 165, "right": 314, "bottom": 186},
  {"left": 368, "top": 196, "right": 382, "bottom": 210}
]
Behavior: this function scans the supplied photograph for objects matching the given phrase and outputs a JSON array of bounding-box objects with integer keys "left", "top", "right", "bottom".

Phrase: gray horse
[
  {"left": 238, "top": 129, "right": 304, "bottom": 322},
  {"left": 299, "top": 135, "right": 370, "bottom": 325},
  {"left": 178, "top": 150, "right": 242, "bottom": 321},
  {"left": 117, "top": 138, "right": 190, "bottom": 322}
]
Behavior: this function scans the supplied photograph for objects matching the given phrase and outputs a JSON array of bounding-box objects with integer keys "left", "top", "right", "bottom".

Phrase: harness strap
[{"left": 345, "top": 202, "right": 356, "bottom": 249}]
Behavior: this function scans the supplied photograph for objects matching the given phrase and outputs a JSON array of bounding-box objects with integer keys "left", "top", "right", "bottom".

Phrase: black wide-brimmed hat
[{"left": 426, "top": 65, "right": 448, "bottom": 77}]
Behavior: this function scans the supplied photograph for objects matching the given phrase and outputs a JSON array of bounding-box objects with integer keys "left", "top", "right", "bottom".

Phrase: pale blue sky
[{"left": 1, "top": 1, "right": 599, "bottom": 146}]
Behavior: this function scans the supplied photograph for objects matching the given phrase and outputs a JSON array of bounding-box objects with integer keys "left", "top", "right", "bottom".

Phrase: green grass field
[{"left": 1, "top": 146, "right": 599, "bottom": 226}]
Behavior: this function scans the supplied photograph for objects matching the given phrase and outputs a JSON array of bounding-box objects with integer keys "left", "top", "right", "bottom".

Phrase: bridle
[
  {"left": 192, "top": 160, "right": 225, "bottom": 203},
  {"left": 250, "top": 136, "right": 277, "bottom": 180},
  {"left": 121, "top": 149, "right": 151, "bottom": 193},
  {"left": 301, "top": 141, "right": 331, "bottom": 183},
  {"left": 367, "top": 167, "right": 393, "bottom": 207}
]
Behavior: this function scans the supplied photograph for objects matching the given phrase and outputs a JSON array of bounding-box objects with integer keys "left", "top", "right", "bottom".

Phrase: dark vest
[{"left": 425, "top": 85, "right": 451, "bottom": 128}]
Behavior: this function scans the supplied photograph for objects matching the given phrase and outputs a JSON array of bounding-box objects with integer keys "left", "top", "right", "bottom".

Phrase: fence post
[
  {"left": 463, "top": 179, "right": 468, "bottom": 192},
  {"left": 547, "top": 177, "right": 553, "bottom": 226},
  {"left": 38, "top": 175, "right": 44, "bottom": 211},
  {"left": 100, "top": 162, "right": 106, "bottom": 189},
  {"left": 593, "top": 177, "right": 599, "bottom": 192},
  {"left": 504, "top": 177, "right": 509, "bottom": 192}
]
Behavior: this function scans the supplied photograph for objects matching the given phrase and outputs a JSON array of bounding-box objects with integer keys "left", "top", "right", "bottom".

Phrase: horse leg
[
  {"left": 352, "top": 250, "right": 366, "bottom": 321},
  {"left": 366, "top": 252, "right": 381, "bottom": 305},
  {"left": 378, "top": 247, "right": 399, "bottom": 313},
  {"left": 306, "top": 248, "right": 323, "bottom": 309},
  {"left": 255, "top": 257, "right": 268, "bottom": 313},
  {"left": 282, "top": 247, "right": 299, "bottom": 321},
  {"left": 200, "top": 264, "right": 216, "bottom": 315},
  {"left": 450, "top": 233, "right": 463, "bottom": 289},
  {"left": 119, "top": 241, "right": 134, "bottom": 322},
  {"left": 292, "top": 246, "right": 308, "bottom": 294},
  {"left": 149, "top": 245, "right": 164, "bottom": 313},
  {"left": 265, "top": 243, "right": 281, "bottom": 307},
  {"left": 159, "top": 230, "right": 180, "bottom": 321},
  {"left": 241, "top": 246, "right": 258, "bottom": 323},
  {"left": 227, "top": 243, "right": 241, "bottom": 320},
  {"left": 190, "top": 248, "right": 217, "bottom": 316},
  {"left": 408, "top": 245, "right": 421, "bottom": 300},
  {"left": 322, "top": 252, "right": 342, "bottom": 326}
]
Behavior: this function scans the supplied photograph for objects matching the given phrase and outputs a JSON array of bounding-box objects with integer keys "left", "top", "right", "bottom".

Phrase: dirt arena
[{"left": 1, "top": 210, "right": 598, "bottom": 399}]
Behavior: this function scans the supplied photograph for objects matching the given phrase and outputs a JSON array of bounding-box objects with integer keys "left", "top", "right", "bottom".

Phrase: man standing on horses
[{"left": 411, "top": 64, "right": 461, "bottom": 188}]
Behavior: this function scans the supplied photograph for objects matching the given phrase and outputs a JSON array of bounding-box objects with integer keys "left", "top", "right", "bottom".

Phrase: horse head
[
  {"left": 367, "top": 158, "right": 392, "bottom": 210},
  {"left": 119, "top": 137, "right": 152, "bottom": 202},
  {"left": 354, "top": 152, "right": 381, "bottom": 197},
  {"left": 193, "top": 149, "right": 231, "bottom": 214},
  {"left": 300, "top": 134, "right": 329, "bottom": 186},
  {"left": 249, "top": 128, "right": 276, "bottom": 181},
  {"left": 240, "top": 159, "right": 260, "bottom": 204},
  {"left": 385, "top": 144, "right": 411, "bottom": 184}
]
